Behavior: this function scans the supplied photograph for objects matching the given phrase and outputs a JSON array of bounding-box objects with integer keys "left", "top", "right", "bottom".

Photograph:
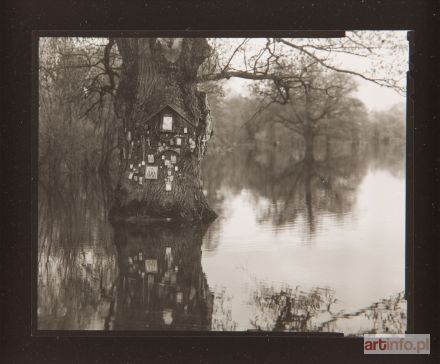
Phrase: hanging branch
[
  {"left": 80, "top": 38, "right": 121, "bottom": 119},
  {"left": 274, "top": 38, "right": 404, "bottom": 93}
]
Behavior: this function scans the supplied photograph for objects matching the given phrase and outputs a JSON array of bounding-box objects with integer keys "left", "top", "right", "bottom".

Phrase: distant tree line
[{"left": 206, "top": 85, "right": 405, "bottom": 154}]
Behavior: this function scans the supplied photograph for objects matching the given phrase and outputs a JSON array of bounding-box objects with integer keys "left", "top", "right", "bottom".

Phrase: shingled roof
[{"left": 144, "top": 104, "right": 196, "bottom": 128}]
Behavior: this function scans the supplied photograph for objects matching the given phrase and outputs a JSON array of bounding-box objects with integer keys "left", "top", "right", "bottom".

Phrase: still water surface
[{"left": 38, "top": 143, "right": 406, "bottom": 335}]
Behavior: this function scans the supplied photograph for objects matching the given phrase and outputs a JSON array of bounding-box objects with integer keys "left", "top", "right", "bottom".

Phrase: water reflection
[
  {"left": 38, "top": 142, "right": 406, "bottom": 334},
  {"left": 249, "top": 285, "right": 338, "bottom": 332},
  {"left": 38, "top": 174, "right": 117, "bottom": 330},
  {"left": 202, "top": 142, "right": 401, "bottom": 234},
  {"left": 248, "top": 284, "right": 406, "bottom": 335},
  {"left": 201, "top": 142, "right": 406, "bottom": 334},
  {"left": 112, "top": 223, "right": 213, "bottom": 330}
]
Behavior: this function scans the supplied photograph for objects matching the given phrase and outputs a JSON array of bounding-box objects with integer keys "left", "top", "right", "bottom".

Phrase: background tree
[
  {"left": 200, "top": 33, "right": 405, "bottom": 159},
  {"left": 253, "top": 65, "right": 367, "bottom": 160},
  {"left": 202, "top": 33, "right": 407, "bottom": 95},
  {"left": 368, "top": 103, "right": 406, "bottom": 144},
  {"left": 39, "top": 37, "right": 121, "bottom": 179}
]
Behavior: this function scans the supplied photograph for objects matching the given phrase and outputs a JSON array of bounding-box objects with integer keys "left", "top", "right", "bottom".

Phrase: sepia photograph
[{"left": 37, "top": 33, "right": 409, "bottom": 335}]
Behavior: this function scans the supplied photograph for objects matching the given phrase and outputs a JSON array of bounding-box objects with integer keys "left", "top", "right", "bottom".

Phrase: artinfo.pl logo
[{"left": 364, "top": 334, "right": 430, "bottom": 354}]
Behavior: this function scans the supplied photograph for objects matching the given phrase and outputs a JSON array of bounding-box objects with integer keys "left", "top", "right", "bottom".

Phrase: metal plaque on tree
[
  {"left": 145, "top": 166, "right": 158, "bottom": 179},
  {"left": 162, "top": 115, "right": 173, "bottom": 131},
  {"left": 145, "top": 259, "right": 158, "bottom": 273}
]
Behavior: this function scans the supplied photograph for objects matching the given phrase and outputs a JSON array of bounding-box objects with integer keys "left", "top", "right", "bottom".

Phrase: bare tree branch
[{"left": 274, "top": 38, "right": 403, "bottom": 92}]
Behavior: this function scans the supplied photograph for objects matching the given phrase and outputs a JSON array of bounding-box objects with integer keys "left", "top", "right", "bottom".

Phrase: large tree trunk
[{"left": 110, "top": 38, "right": 216, "bottom": 222}]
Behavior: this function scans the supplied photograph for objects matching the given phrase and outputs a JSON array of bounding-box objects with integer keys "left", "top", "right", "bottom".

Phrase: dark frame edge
[
  {"left": 30, "top": 29, "right": 414, "bottom": 340},
  {"left": 405, "top": 30, "right": 415, "bottom": 335}
]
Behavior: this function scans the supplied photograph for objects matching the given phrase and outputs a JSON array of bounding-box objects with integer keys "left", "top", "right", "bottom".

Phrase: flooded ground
[{"left": 38, "top": 142, "right": 406, "bottom": 335}]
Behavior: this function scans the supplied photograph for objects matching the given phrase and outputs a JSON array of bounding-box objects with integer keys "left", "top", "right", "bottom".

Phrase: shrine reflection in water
[
  {"left": 111, "top": 223, "right": 213, "bottom": 330},
  {"left": 38, "top": 142, "right": 406, "bottom": 335}
]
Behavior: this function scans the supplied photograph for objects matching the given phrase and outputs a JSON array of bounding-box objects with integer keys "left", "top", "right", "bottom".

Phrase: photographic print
[{"left": 37, "top": 32, "right": 409, "bottom": 335}]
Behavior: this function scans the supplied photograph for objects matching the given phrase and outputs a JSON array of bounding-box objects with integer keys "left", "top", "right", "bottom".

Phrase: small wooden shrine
[{"left": 125, "top": 104, "right": 198, "bottom": 192}]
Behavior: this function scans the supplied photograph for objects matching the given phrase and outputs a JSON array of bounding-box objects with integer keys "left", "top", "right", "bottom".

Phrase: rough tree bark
[{"left": 110, "top": 38, "right": 217, "bottom": 222}]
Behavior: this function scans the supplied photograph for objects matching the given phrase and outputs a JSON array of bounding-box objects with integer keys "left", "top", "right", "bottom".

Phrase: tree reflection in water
[
  {"left": 248, "top": 283, "right": 406, "bottom": 335},
  {"left": 111, "top": 222, "right": 213, "bottom": 330},
  {"left": 202, "top": 142, "right": 404, "bottom": 236},
  {"left": 38, "top": 174, "right": 118, "bottom": 330}
]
